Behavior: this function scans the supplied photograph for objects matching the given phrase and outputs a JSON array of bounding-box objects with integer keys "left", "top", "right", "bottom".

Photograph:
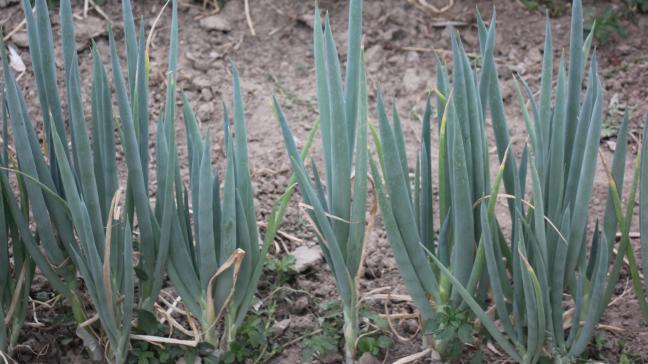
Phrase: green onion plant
[
  {"left": 413, "top": 1, "right": 637, "bottom": 362},
  {"left": 1, "top": 0, "right": 141, "bottom": 360},
  {"left": 111, "top": 0, "right": 177, "bottom": 312},
  {"left": 631, "top": 112, "right": 648, "bottom": 322},
  {"left": 110, "top": 1, "right": 284, "bottom": 355},
  {"left": 2, "top": 0, "right": 291, "bottom": 359},
  {"left": 164, "top": 64, "right": 268, "bottom": 355},
  {"left": 274, "top": 0, "right": 369, "bottom": 361},
  {"left": 372, "top": 0, "right": 642, "bottom": 362},
  {"left": 0, "top": 94, "right": 34, "bottom": 356},
  {"left": 0, "top": 0, "right": 99, "bottom": 331},
  {"left": 370, "top": 21, "right": 500, "bottom": 360}
]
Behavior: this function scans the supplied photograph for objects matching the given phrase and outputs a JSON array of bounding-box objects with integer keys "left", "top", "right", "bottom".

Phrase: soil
[{"left": 2, "top": 0, "right": 648, "bottom": 363}]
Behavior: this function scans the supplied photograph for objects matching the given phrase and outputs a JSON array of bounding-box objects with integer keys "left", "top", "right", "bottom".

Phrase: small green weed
[
  {"left": 126, "top": 310, "right": 215, "bottom": 364},
  {"left": 422, "top": 305, "right": 474, "bottom": 360},
  {"left": 223, "top": 299, "right": 280, "bottom": 363},
  {"left": 127, "top": 342, "right": 214, "bottom": 364},
  {"left": 302, "top": 331, "right": 341, "bottom": 363},
  {"left": 627, "top": 0, "right": 648, "bottom": 13},
  {"left": 300, "top": 302, "right": 394, "bottom": 362},
  {"left": 581, "top": 334, "right": 644, "bottom": 364},
  {"left": 266, "top": 255, "right": 298, "bottom": 285},
  {"left": 219, "top": 256, "right": 301, "bottom": 363},
  {"left": 519, "top": 0, "right": 567, "bottom": 16},
  {"left": 585, "top": 7, "right": 626, "bottom": 45},
  {"left": 357, "top": 335, "right": 392, "bottom": 356},
  {"left": 301, "top": 300, "right": 344, "bottom": 362},
  {"left": 601, "top": 95, "right": 627, "bottom": 139},
  {"left": 356, "top": 308, "right": 393, "bottom": 357}
]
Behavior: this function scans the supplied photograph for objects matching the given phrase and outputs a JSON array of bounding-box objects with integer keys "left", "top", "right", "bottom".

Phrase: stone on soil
[
  {"left": 0, "top": 0, "right": 18, "bottom": 7},
  {"left": 358, "top": 352, "right": 380, "bottom": 364},
  {"left": 291, "top": 245, "right": 323, "bottom": 273},
  {"left": 403, "top": 68, "right": 431, "bottom": 92},
  {"left": 290, "top": 296, "right": 309, "bottom": 315},
  {"left": 201, "top": 87, "right": 213, "bottom": 101},
  {"left": 199, "top": 14, "right": 232, "bottom": 32},
  {"left": 270, "top": 318, "right": 291, "bottom": 336},
  {"left": 320, "top": 352, "right": 344, "bottom": 364},
  {"left": 11, "top": 32, "right": 29, "bottom": 48},
  {"left": 74, "top": 16, "right": 108, "bottom": 51}
]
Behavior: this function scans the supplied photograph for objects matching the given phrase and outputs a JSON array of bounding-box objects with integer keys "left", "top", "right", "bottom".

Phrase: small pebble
[
  {"left": 358, "top": 352, "right": 380, "bottom": 364},
  {"left": 201, "top": 88, "right": 213, "bottom": 101},
  {"left": 270, "top": 318, "right": 291, "bottom": 336},
  {"left": 11, "top": 32, "right": 29, "bottom": 48},
  {"left": 199, "top": 14, "right": 232, "bottom": 32},
  {"left": 291, "top": 245, "right": 323, "bottom": 273},
  {"left": 290, "top": 296, "right": 309, "bottom": 315},
  {"left": 197, "top": 102, "right": 215, "bottom": 118},
  {"left": 319, "top": 352, "right": 344, "bottom": 364}
]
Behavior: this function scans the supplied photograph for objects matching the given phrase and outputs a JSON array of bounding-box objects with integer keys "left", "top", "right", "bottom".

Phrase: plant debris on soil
[{"left": 2, "top": 0, "right": 648, "bottom": 362}]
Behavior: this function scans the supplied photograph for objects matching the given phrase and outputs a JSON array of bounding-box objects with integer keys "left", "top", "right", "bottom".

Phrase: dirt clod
[
  {"left": 291, "top": 245, "right": 323, "bottom": 273},
  {"left": 358, "top": 352, "right": 381, "bottom": 364},
  {"left": 290, "top": 296, "right": 310, "bottom": 315},
  {"left": 319, "top": 351, "right": 344, "bottom": 364},
  {"left": 10, "top": 32, "right": 29, "bottom": 48},
  {"left": 270, "top": 318, "right": 291, "bottom": 336},
  {"left": 0, "top": 0, "right": 17, "bottom": 7},
  {"left": 74, "top": 15, "right": 108, "bottom": 51},
  {"left": 199, "top": 14, "right": 232, "bottom": 32},
  {"left": 290, "top": 314, "right": 317, "bottom": 331},
  {"left": 201, "top": 87, "right": 214, "bottom": 101}
]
